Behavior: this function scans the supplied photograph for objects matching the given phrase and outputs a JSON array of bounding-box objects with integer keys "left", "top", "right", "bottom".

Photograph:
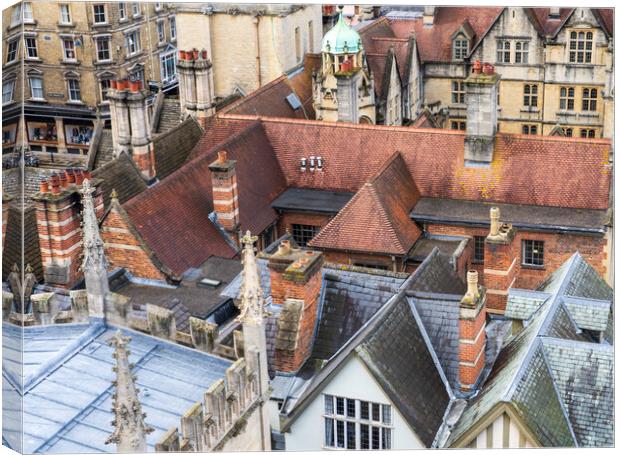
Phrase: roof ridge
[{"left": 219, "top": 75, "right": 289, "bottom": 114}]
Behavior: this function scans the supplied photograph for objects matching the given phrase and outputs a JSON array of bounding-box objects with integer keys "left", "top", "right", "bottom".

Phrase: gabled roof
[
  {"left": 525, "top": 8, "right": 574, "bottom": 37},
  {"left": 389, "top": 7, "right": 503, "bottom": 62},
  {"left": 308, "top": 152, "right": 422, "bottom": 255},
  {"left": 153, "top": 116, "right": 204, "bottom": 180},
  {"left": 448, "top": 253, "right": 614, "bottom": 448},
  {"left": 123, "top": 121, "right": 288, "bottom": 276},
  {"left": 92, "top": 151, "right": 148, "bottom": 207},
  {"left": 281, "top": 252, "right": 454, "bottom": 447}
]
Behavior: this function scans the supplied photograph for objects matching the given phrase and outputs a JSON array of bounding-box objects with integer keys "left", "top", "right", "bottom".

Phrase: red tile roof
[
  {"left": 288, "top": 53, "right": 321, "bottom": 119},
  {"left": 214, "top": 115, "right": 610, "bottom": 210},
  {"left": 389, "top": 7, "right": 503, "bottom": 62},
  {"left": 526, "top": 8, "right": 574, "bottom": 37},
  {"left": 124, "top": 121, "right": 288, "bottom": 275},
  {"left": 593, "top": 8, "right": 614, "bottom": 37},
  {"left": 309, "top": 152, "right": 422, "bottom": 255}
]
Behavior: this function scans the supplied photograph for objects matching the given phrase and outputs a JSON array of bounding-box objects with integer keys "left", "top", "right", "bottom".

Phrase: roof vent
[
  {"left": 317, "top": 156, "right": 323, "bottom": 170},
  {"left": 300, "top": 157, "right": 307, "bottom": 172},
  {"left": 286, "top": 93, "right": 302, "bottom": 110},
  {"left": 309, "top": 156, "right": 316, "bottom": 172},
  {"left": 198, "top": 277, "right": 222, "bottom": 288}
]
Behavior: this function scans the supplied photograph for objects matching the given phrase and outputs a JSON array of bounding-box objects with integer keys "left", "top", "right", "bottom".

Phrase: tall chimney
[
  {"left": 423, "top": 6, "right": 436, "bottom": 26},
  {"left": 177, "top": 50, "right": 197, "bottom": 118},
  {"left": 484, "top": 207, "right": 517, "bottom": 314},
  {"left": 266, "top": 242, "right": 324, "bottom": 373},
  {"left": 464, "top": 62, "right": 500, "bottom": 166},
  {"left": 32, "top": 173, "right": 104, "bottom": 288},
  {"left": 107, "top": 81, "right": 132, "bottom": 155},
  {"left": 194, "top": 49, "right": 216, "bottom": 125},
  {"left": 208, "top": 150, "right": 240, "bottom": 234},
  {"left": 126, "top": 82, "right": 155, "bottom": 180},
  {"left": 459, "top": 270, "right": 486, "bottom": 393}
]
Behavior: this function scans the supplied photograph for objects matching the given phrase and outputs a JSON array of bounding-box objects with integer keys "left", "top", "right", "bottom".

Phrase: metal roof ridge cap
[
  {"left": 541, "top": 336, "right": 615, "bottom": 352},
  {"left": 561, "top": 295, "right": 612, "bottom": 307}
]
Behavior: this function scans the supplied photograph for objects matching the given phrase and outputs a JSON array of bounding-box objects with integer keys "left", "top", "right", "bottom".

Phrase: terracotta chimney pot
[
  {"left": 39, "top": 179, "right": 49, "bottom": 193},
  {"left": 473, "top": 60, "right": 482, "bottom": 74}
]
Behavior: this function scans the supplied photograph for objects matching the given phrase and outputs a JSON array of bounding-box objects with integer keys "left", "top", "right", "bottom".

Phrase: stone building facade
[
  {"left": 396, "top": 6, "right": 614, "bottom": 137},
  {"left": 2, "top": 1, "right": 178, "bottom": 165},
  {"left": 175, "top": 3, "right": 322, "bottom": 101}
]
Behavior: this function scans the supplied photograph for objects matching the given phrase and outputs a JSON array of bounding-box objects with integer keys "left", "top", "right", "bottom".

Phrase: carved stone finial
[
  {"left": 236, "top": 231, "right": 268, "bottom": 325},
  {"left": 106, "top": 331, "right": 154, "bottom": 452},
  {"left": 80, "top": 179, "right": 108, "bottom": 272},
  {"left": 110, "top": 188, "right": 119, "bottom": 201}
]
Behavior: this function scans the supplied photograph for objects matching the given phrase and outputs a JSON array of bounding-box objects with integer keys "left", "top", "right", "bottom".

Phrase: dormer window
[{"left": 453, "top": 36, "right": 469, "bottom": 60}]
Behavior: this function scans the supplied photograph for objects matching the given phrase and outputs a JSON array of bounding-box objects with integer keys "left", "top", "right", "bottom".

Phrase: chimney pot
[
  {"left": 201, "top": 49, "right": 208, "bottom": 60},
  {"left": 60, "top": 173, "right": 68, "bottom": 188},
  {"left": 217, "top": 150, "right": 228, "bottom": 163},
  {"left": 110, "top": 80, "right": 118, "bottom": 90},
  {"left": 473, "top": 60, "right": 482, "bottom": 74},
  {"left": 75, "top": 170, "right": 84, "bottom": 185},
  {"left": 490, "top": 207, "right": 501, "bottom": 236},
  {"left": 466, "top": 270, "right": 479, "bottom": 298},
  {"left": 483, "top": 63, "right": 494, "bottom": 75},
  {"left": 39, "top": 179, "right": 49, "bottom": 193},
  {"left": 277, "top": 240, "right": 292, "bottom": 256},
  {"left": 65, "top": 169, "right": 75, "bottom": 184},
  {"left": 192, "top": 49, "right": 199, "bottom": 60}
]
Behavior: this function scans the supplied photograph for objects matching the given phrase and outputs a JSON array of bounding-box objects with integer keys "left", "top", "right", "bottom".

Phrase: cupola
[{"left": 321, "top": 7, "right": 362, "bottom": 54}]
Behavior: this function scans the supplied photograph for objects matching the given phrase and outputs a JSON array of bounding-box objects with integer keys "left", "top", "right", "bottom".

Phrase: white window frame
[
  {"left": 132, "top": 2, "right": 141, "bottom": 17},
  {"left": 569, "top": 30, "right": 594, "bottom": 64},
  {"left": 451, "top": 80, "right": 465, "bottom": 104},
  {"left": 157, "top": 20, "right": 165, "bottom": 43},
  {"left": 10, "top": 4, "right": 22, "bottom": 26},
  {"left": 169, "top": 16, "right": 176, "bottom": 40},
  {"left": 95, "top": 37, "right": 112, "bottom": 62},
  {"left": 2, "top": 80, "right": 16, "bottom": 104},
  {"left": 67, "top": 78, "right": 81, "bottom": 102},
  {"left": 496, "top": 40, "right": 511, "bottom": 63},
  {"left": 25, "top": 36, "right": 38, "bottom": 59},
  {"left": 160, "top": 50, "right": 177, "bottom": 84},
  {"left": 23, "top": 2, "right": 34, "bottom": 23},
  {"left": 515, "top": 41, "right": 529, "bottom": 64},
  {"left": 99, "top": 77, "right": 112, "bottom": 102},
  {"left": 29, "top": 76, "right": 44, "bottom": 100},
  {"left": 453, "top": 37, "right": 469, "bottom": 60},
  {"left": 59, "top": 4, "right": 72, "bottom": 24},
  {"left": 125, "top": 30, "right": 141, "bottom": 56},
  {"left": 118, "top": 2, "right": 127, "bottom": 21},
  {"left": 93, "top": 4, "right": 107, "bottom": 24},
  {"left": 323, "top": 395, "right": 393, "bottom": 450},
  {"left": 62, "top": 38, "right": 76, "bottom": 61},
  {"left": 6, "top": 39, "right": 19, "bottom": 63}
]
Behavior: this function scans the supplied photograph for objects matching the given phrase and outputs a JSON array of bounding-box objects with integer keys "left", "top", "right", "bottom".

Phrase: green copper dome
[{"left": 321, "top": 11, "right": 362, "bottom": 54}]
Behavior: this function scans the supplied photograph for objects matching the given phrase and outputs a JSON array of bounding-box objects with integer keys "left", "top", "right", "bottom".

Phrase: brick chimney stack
[
  {"left": 208, "top": 150, "right": 240, "bottom": 234},
  {"left": 265, "top": 241, "right": 324, "bottom": 373},
  {"left": 464, "top": 61, "right": 500, "bottom": 166},
  {"left": 483, "top": 207, "right": 517, "bottom": 313},
  {"left": 32, "top": 171, "right": 104, "bottom": 288},
  {"left": 459, "top": 270, "right": 487, "bottom": 393},
  {"left": 108, "top": 79, "right": 155, "bottom": 180},
  {"left": 177, "top": 49, "right": 215, "bottom": 127}
]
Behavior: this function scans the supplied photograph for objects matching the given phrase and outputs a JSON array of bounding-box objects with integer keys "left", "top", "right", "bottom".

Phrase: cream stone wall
[
  {"left": 418, "top": 7, "right": 613, "bottom": 138},
  {"left": 220, "top": 404, "right": 270, "bottom": 451},
  {"left": 176, "top": 4, "right": 322, "bottom": 98},
  {"left": 384, "top": 55, "right": 402, "bottom": 125}
]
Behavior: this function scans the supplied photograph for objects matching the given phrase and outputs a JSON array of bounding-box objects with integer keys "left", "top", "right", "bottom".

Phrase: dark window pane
[
  {"left": 474, "top": 236, "right": 485, "bottom": 262},
  {"left": 372, "top": 427, "right": 380, "bottom": 449},
  {"left": 336, "top": 420, "right": 345, "bottom": 448},
  {"left": 336, "top": 397, "right": 345, "bottom": 415},
  {"left": 382, "top": 428, "right": 392, "bottom": 449},
  {"left": 372, "top": 403, "right": 380, "bottom": 421},
  {"left": 346, "top": 399, "right": 355, "bottom": 418},
  {"left": 360, "top": 401, "right": 369, "bottom": 420},
  {"left": 360, "top": 424, "right": 369, "bottom": 449},
  {"left": 381, "top": 405, "right": 392, "bottom": 425},
  {"left": 346, "top": 422, "right": 356, "bottom": 449}
]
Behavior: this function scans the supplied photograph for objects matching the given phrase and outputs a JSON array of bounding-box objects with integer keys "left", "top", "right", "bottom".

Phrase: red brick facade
[
  {"left": 459, "top": 272, "right": 487, "bottom": 391},
  {"left": 277, "top": 212, "right": 332, "bottom": 240},
  {"left": 101, "top": 199, "right": 169, "bottom": 282},
  {"left": 425, "top": 223, "right": 608, "bottom": 298},
  {"left": 209, "top": 150, "right": 240, "bottom": 233},
  {"left": 267, "top": 243, "right": 324, "bottom": 372}
]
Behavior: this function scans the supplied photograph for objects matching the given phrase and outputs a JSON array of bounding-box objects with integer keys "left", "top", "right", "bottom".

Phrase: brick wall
[
  {"left": 314, "top": 249, "right": 404, "bottom": 272},
  {"left": 426, "top": 223, "right": 607, "bottom": 291},
  {"left": 459, "top": 293, "right": 486, "bottom": 391},
  {"left": 101, "top": 203, "right": 168, "bottom": 282}
]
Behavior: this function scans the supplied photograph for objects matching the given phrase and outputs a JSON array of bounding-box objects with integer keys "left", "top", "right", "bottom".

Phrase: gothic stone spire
[
  {"left": 106, "top": 331, "right": 154, "bottom": 452},
  {"left": 80, "top": 179, "right": 108, "bottom": 272},
  {"left": 236, "top": 231, "right": 268, "bottom": 326}
]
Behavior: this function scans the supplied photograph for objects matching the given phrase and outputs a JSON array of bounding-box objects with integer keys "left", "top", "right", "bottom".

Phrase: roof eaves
[
  {"left": 551, "top": 9, "right": 576, "bottom": 40},
  {"left": 467, "top": 8, "right": 506, "bottom": 57}
]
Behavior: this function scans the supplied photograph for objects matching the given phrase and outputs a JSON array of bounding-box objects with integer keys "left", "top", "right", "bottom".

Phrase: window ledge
[
  {"left": 28, "top": 98, "right": 48, "bottom": 103},
  {"left": 579, "top": 112, "right": 600, "bottom": 118},
  {"left": 66, "top": 100, "right": 84, "bottom": 105},
  {"left": 520, "top": 107, "right": 540, "bottom": 113},
  {"left": 92, "top": 22, "right": 110, "bottom": 27},
  {"left": 126, "top": 50, "right": 145, "bottom": 60},
  {"left": 119, "top": 18, "right": 129, "bottom": 23},
  {"left": 94, "top": 59, "right": 113, "bottom": 65},
  {"left": 521, "top": 264, "right": 545, "bottom": 271},
  {"left": 61, "top": 59, "right": 80, "bottom": 65},
  {"left": 565, "top": 63, "right": 595, "bottom": 69},
  {"left": 57, "top": 22, "right": 75, "bottom": 27},
  {"left": 4, "top": 60, "right": 19, "bottom": 68}
]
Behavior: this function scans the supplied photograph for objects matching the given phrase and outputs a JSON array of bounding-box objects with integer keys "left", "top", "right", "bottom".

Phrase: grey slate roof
[
  {"left": 311, "top": 265, "right": 407, "bottom": 360},
  {"left": 505, "top": 289, "right": 551, "bottom": 320},
  {"left": 448, "top": 253, "right": 614, "bottom": 448},
  {"left": 2, "top": 205, "right": 43, "bottom": 281},
  {"left": 153, "top": 116, "right": 203, "bottom": 180},
  {"left": 411, "top": 197, "right": 608, "bottom": 234},
  {"left": 561, "top": 296, "right": 611, "bottom": 332},
  {"left": 406, "top": 248, "right": 466, "bottom": 295},
  {"left": 407, "top": 234, "right": 468, "bottom": 263},
  {"left": 220, "top": 258, "right": 271, "bottom": 301},
  {"left": 92, "top": 151, "right": 148, "bottom": 208},
  {"left": 2, "top": 321, "right": 231, "bottom": 453},
  {"left": 270, "top": 188, "right": 354, "bottom": 214},
  {"left": 282, "top": 251, "right": 455, "bottom": 447}
]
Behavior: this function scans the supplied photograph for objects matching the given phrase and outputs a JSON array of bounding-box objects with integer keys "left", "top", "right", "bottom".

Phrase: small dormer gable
[{"left": 451, "top": 22, "right": 475, "bottom": 61}]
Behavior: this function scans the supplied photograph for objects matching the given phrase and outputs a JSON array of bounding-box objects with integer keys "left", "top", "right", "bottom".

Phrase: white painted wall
[{"left": 284, "top": 354, "right": 425, "bottom": 450}]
